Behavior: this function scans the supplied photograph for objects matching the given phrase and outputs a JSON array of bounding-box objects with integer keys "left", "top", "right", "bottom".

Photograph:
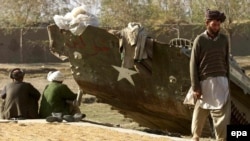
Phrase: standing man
[
  {"left": 0, "top": 68, "right": 41, "bottom": 119},
  {"left": 190, "top": 9, "right": 230, "bottom": 141}
]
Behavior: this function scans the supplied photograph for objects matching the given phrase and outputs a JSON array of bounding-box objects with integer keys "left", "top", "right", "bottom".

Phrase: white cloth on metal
[
  {"left": 53, "top": 6, "right": 99, "bottom": 36},
  {"left": 119, "top": 22, "right": 148, "bottom": 68}
]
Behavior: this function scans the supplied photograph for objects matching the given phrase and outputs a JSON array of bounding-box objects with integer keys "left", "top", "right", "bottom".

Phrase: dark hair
[{"left": 10, "top": 68, "right": 25, "bottom": 80}]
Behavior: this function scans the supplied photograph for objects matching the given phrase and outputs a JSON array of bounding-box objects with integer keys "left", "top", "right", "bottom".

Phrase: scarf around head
[{"left": 206, "top": 9, "right": 226, "bottom": 23}]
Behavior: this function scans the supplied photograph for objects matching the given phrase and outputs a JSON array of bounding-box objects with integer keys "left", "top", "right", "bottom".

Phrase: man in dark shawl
[{"left": 0, "top": 68, "right": 41, "bottom": 119}]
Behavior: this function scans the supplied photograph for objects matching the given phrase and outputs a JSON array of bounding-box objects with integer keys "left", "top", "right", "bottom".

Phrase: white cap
[{"left": 47, "top": 71, "right": 64, "bottom": 82}]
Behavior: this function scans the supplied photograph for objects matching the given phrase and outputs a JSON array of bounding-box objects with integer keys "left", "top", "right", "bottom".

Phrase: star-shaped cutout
[{"left": 112, "top": 65, "right": 138, "bottom": 86}]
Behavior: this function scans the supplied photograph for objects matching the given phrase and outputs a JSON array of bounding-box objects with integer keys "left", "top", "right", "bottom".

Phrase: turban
[
  {"left": 47, "top": 71, "right": 64, "bottom": 82},
  {"left": 206, "top": 9, "right": 226, "bottom": 23}
]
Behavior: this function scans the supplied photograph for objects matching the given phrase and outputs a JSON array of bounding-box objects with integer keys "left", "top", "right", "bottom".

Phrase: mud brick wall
[
  {"left": 0, "top": 28, "right": 61, "bottom": 63},
  {"left": 154, "top": 23, "right": 250, "bottom": 56},
  {"left": 0, "top": 24, "right": 250, "bottom": 63}
]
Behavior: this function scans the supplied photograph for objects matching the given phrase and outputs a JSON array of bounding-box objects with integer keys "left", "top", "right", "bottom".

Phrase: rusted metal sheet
[{"left": 47, "top": 24, "right": 250, "bottom": 136}]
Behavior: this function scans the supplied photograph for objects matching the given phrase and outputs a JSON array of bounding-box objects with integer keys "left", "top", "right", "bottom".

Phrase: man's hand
[{"left": 193, "top": 90, "right": 202, "bottom": 100}]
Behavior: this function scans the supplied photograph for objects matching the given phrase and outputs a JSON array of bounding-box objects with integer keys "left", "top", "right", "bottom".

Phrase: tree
[
  {"left": 0, "top": 0, "right": 73, "bottom": 62},
  {"left": 0, "top": 0, "right": 38, "bottom": 27},
  {"left": 190, "top": 0, "right": 250, "bottom": 53},
  {"left": 69, "top": 0, "right": 101, "bottom": 15},
  {"left": 99, "top": 0, "right": 192, "bottom": 28},
  {"left": 99, "top": 0, "right": 164, "bottom": 28}
]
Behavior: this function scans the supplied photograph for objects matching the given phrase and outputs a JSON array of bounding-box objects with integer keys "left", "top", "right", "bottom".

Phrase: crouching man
[
  {"left": 0, "top": 68, "right": 41, "bottom": 119},
  {"left": 39, "top": 70, "right": 85, "bottom": 122}
]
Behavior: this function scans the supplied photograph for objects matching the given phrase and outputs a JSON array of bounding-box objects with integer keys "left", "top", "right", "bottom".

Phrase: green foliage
[
  {"left": 1, "top": 0, "right": 250, "bottom": 34},
  {"left": 0, "top": 0, "right": 70, "bottom": 28},
  {"left": 100, "top": 0, "right": 149, "bottom": 27},
  {"left": 99, "top": 0, "right": 190, "bottom": 28}
]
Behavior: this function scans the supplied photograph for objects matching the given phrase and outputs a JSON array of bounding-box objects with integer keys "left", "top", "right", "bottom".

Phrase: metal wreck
[{"left": 47, "top": 24, "right": 250, "bottom": 136}]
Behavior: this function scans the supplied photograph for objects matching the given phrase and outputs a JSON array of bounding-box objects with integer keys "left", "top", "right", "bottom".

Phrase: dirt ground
[
  {"left": 0, "top": 122, "right": 177, "bottom": 141},
  {"left": 0, "top": 63, "right": 182, "bottom": 141},
  {"left": 0, "top": 56, "right": 249, "bottom": 141}
]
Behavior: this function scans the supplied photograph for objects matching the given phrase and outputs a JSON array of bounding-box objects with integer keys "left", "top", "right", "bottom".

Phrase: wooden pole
[{"left": 20, "top": 29, "right": 23, "bottom": 63}]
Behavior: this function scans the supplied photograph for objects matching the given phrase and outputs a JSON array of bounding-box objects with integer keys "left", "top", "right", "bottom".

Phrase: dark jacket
[
  {"left": 39, "top": 82, "right": 77, "bottom": 118},
  {"left": 0, "top": 81, "right": 41, "bottom": 119}
]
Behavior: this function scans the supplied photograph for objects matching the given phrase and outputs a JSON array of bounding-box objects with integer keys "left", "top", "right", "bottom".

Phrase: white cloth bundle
[{"left": 53, "top": 6, "right": 99, "bottom": 36}]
